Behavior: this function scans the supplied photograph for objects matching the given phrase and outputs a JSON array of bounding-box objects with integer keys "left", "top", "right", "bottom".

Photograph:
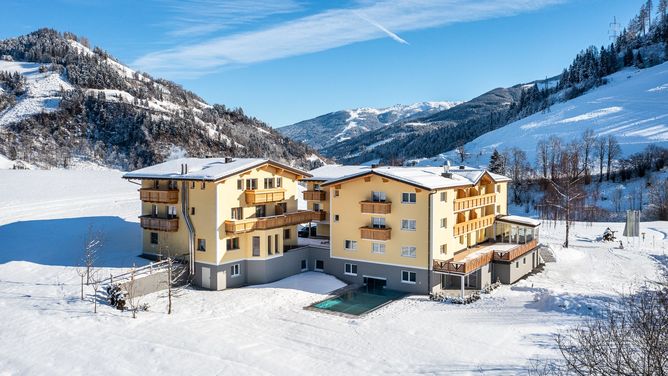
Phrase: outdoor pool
[{"left": 311, "top": 286, "right": 406, "bottom": 316}]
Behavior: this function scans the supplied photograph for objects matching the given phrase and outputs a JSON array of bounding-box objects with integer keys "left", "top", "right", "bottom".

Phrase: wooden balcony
[
  {"left": 245, "top": 188, "right": 285, "bottom": 204},
  {"left": 453, "top": 193, "right": 496, "bottom": 212},
  {"left": 224, "top": 210, "right": 321, "bottom": 234},
  {"left": 303, "top": 190, "right": 326, "bottom": 201},
  {"left": 315, "top": 210, "right": 328, "bottom": 221},
  {"left": 493, "top": 239, "right": 538, "bottom": 262},
  {"left": 453, "top": 214, "right": 495, "bottom": 236},
  {"left": 433, "top": 251, "right": 493, "bottom": 275},
  {"left": 360, "top": 201, "right": 392, "bottom": 214},
  {"left": 139, "top": 188, "right": 179, "bottom": 204},
  {"left": 140, "top": 216, "right": 179, "bottom": 232},
  {"left": 360, "top": 227, "right": 391, "bottom": 241}
]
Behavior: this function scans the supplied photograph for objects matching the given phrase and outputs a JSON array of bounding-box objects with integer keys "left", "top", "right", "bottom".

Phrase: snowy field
[
  {"left": 419, "top": 61, "right": 668, "bottom": 168},
  {"left": 0, "top": 170, "right": 667, "bottom": 375}
]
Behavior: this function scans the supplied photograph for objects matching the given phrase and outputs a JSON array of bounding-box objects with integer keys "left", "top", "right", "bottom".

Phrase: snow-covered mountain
[
  {"left": 428, "top": 62, "right": 668, "bottom": 168},
  {"left": 278, "top": 101, "right": 460, "bottom": 149},
  {"left": 0, "top": 29, "right": 323, "bottom": 170}
]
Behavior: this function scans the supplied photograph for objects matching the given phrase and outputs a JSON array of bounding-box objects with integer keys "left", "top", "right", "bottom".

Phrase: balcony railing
[
  {"left": 360, "top": 201, "right": 392, "bottom": 214},
  {"left": 139, "top": 188, "right": 179, "bottom": 204},
  {"left": 140, "top": 215, "right": 179, "bottom": 232},
  {"left": 224, "top": 210, "right": 321, "bottom": 234},
  {"left": 303, "top": 190, "right": 326, "bottom": 201},
  {"left": 245, "top": 188, "right": 286, "bottom": 204},
  {"left": 360, "top": 226, "right": 391, "bottom": 241},
  {"left": 453, "top": 193, "right": 496, "bottom": 212},
  {"left": 432, "top": 251, "right": 494, "bottom": 275},
  {"left": 493, "top": 239, "right": 538, "bottom": 262},
  {"left": 453, "top": 214, "right": 495, "bottom": 236}
]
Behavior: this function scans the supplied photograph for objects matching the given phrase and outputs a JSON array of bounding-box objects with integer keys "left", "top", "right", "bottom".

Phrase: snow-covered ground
[
  {"left": 0, "top": 60, "right": 73, "bottom": 127},
  {"left": 0, "top": 170, "right": 666, "bottom": 375},
  {"left": 428, "top": 62, "right": 668, "bottom": 167}
]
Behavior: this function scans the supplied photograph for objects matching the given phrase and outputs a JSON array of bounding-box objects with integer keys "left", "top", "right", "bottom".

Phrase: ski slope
[
  {"left": 0, "top": 170, "right": 666, "bottom": 375},
  {"left": 438, "top": 62, "right": 668, "bottom": 167}
]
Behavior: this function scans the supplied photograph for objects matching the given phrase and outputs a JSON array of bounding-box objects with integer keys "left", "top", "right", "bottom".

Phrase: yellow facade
[
  {"left": 322, "top": 171, "right": 509, "bottom": 269},
  {"left": 137, "top": 162, "right": 305, "bottom": 266}
]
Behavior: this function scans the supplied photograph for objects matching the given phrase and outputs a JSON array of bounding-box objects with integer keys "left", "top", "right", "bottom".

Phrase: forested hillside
[{"left": 0, "top": 29, "right": 323, "bottom": 170}]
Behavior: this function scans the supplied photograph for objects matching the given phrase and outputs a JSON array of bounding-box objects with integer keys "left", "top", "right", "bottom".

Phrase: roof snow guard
[{"left": 122, "top": 157, "right": 311, "bottom": 182}]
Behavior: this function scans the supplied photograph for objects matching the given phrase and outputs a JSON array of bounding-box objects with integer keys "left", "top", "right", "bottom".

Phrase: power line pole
[{"left": 609, "top": 16, "right": 620, "bottom": 41}]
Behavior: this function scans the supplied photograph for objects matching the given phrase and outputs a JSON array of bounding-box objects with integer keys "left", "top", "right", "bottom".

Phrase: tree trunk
[{"left": 80, "top": 275, "right": 84, "bottom": 300}]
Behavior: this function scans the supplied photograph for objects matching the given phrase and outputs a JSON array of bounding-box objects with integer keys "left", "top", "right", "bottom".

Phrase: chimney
[
  {"left": 224, "top": 157, "right": 233, "bottom": 163},
  {"left": 441, "top": 160, "right": 452, "bottom": 178},
  {"left": 184, "top": 164, "right": 188, "bottom": 174},
  {"left": 459, "top": 165, "right": 465, "bottom": 170},
  {"left": 180, "top": 164, "right": 184, "bottom": 175}
]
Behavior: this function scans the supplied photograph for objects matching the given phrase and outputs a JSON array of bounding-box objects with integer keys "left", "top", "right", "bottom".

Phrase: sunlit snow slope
[{"left": 440, "top": 62, "right": 668, "bottom": 167}]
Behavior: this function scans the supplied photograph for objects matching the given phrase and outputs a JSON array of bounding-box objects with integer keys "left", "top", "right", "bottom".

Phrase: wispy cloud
[
  {"left": 158, "top": 0, "right": 303, "bottom": 37},
  {"left": 134, "top": 0, "right": 565, "bottom": 78}
]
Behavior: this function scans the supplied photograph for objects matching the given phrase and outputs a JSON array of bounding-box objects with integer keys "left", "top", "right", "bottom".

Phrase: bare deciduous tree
[
  {"left": 594, "top": 136, "right": 607, "bottom": 183},
  {"left": 606, "top": 135, "right": 621, "bottom": 181},
  {"left": 455, "top": 144, "right": 467, "bottom": 164}
]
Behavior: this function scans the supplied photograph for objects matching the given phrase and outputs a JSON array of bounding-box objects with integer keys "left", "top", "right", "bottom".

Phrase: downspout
[
  {"left": 427, "top": 191, "right": 434, "bottom": 296},
  {"left": 180, "top": 166, "right": 196, "bottom": 276}
]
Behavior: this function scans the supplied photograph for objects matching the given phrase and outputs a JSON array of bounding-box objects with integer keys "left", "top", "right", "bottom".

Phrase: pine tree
[{"left": 488, "top": 148, "right": 505, "bottom": 174}]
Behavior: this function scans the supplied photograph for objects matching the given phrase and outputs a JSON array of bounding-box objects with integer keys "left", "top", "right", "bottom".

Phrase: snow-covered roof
[
  {"left": 320, "top": 165, "right": 510, "bottom": 190},
  {"left": 123, "top": 158, "right": 310, "bottom": 181},
  {"left": 496, "top": 215, "right": 541, "bottom": 227},
  {"left": 303, "top": 165, "right": 372, "bottom": 181}
]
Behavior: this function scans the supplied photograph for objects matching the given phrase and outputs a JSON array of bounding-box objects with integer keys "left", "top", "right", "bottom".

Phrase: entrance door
[
  {"left": 201, "top": 266, "right": 210, "bottom": 289},
  {"left": 363, "top": 276, "right": 387, "bottom": 293},
  {"left": 252, "top": 236, "right": 260, "bottom": 257}
]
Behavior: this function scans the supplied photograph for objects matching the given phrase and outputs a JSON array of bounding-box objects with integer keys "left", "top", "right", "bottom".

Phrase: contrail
[{"left": 354, "top": 11, "right": 409, "bottom": 45}]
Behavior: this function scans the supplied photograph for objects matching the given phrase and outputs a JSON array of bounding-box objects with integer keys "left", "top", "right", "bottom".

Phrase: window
[
  {"left": 283, "top": 229, "right": 291, "bottom": 240},
  {"left": 372, "top": 243, "right": 385, "bottom": 254},
  {"left": 334, "top": 214, "right": 340, "bottom": 222},
  {"left": 313, "top": 203, "right": 320, "bottom": 212},
  {"left": 276, "top": 177, "right": 282, "bottom": 188},
  {"left": 256, "top": 205, "right": 266, "bottom": 218},
  {"left": 401, "top": 246, "right": 416, "bottom": 258},
  {"left": 371, "top": 191, "right": 387, "bottom": 202},
  {"left": 372, "top": 217, "right": 386, "bottom": 229},
  {"left": 150, "top": 232, "right": 158, "bottom": 245},
  {"left": 344, "top": 240, "right": 357, "bottom": 250},
  {"left": 168, "top": 180, "right": 177, "bottom": 189},
  {"left": 496, "top": 205, "right": 501, "bottom": 214},
  {"left": 167, "top": 205, "right": 177, "bottom": 218},
  {"left": 315, "top": 260, "right": 324, "bottom": 271},
  {"left": 226, "top": 237, "right": 240, "bottom": 250},
  {"left": 523, "top": 257, "right": 526, "bottom": 264},
  {"left": 440, "top": 192, "right": 447, "bottom": 202},
  {"left": 153, "top": 180, "right": 160, "bottom": 189},
  {"left": 402, "top": 192, "right": 416, "bottom": 204},
  {"left": 191, "top": 207, "right": 196, "bottom": 216},
  {"left": 440, "top": 244, "right": 447, "bottom": 255},
  {"left": 314, "top": 184, "right": 321, "bottom": 191},
  {"left": 231, "top": 264, "right": 240, "bottom": 277},
  {"left": 252, "top": 236, "right": 260, "bottom": 256},
  {"left": 197, "top": 238, "right": 206, "bottom": 252},
  {"left": 231, "top": 207, "right": 243, "bottom": 220},
  {"left": 300, "top": 259, "right": 307, "bottom": 271},
  {"left": 263, "top": 177, "right": 274, "bottom": 189},
  {"left": 401, "top": 219, "right": 416, "bottom": 231},
  {"left": 201, "top": 182, "right": 206, "bottom": 190},
  {"left": 190, "top": 181, "right": 195, "bottom": 189},
  {"left": 334, "top": 190, "right": 340, "bottom": 197},
  {"left": 151, "top": 204, "right": 158, "bottom": 216},
  {"left": 344, "top": 263, "right": 358, "bottom": 276},
  {"left": 401, "top": 271, "right": 417, "bottom": 284},
  {"left": 267, "top": 236, "right": 273, "bottom": 255},
  {"left": 440, "top": 218, "right": 447, "bottom": 228},
  {"left": 516, "top": 261, "right": 519, "bottom": 268},
  {"left": 276, "top": 202, "right": 287, "bottom": 215},
  {"left": 237, "top": 179, "right": 244, "bottom": 190},
  {"left": 496, "top": 185, "right": 501, "bottom": 193},
  {"left": 245, "top": 178, "right": 258, "bottom": 190}
]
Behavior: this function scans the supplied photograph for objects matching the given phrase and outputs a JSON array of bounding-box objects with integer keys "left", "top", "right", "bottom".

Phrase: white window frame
[
  {"left": 401, "top": 246, "right": 416, "bottom": 258},
  {"left": 371, "top": 191, "right": 387, "bottom": 202},
  {"left": 401, "top": 219, "right": 416, "bottom": 231},
  {"left": 344, "top": 263, "right": 358, "bottom": 276},
  {"left": 401, "top": 192, "right": 416, "bottom": 204},
  {"left": 372, "top": 217, "right": 386, "bottom": 229},
  {"left": 344, "top": 240, "right": 357, "bottom": 251},
  {"left": 440, "top": 244, "right": 447, "bottom": 255},
  {"left": 401, "top": 270, "right": 417, "bottom": 284},
  {"left": 440, "top": 218, "right": 447, "bottom": 228},
  {"left": 371, "top": 243, "right": 385, "bottom": 254},
  {"left": 440, "top": 191, "right": 447, "bottom": 202},
  {"left": 231, "top": 264, "right": 240, "bottom": 277}
]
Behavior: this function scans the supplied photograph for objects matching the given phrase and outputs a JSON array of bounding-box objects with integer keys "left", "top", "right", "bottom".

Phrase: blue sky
[{"left": 1, "top": 0, "right": 644, "bottom": 127}]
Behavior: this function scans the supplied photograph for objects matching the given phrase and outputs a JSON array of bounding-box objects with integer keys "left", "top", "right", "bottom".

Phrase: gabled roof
[
  {"left": 302, "top": 164, "right": 372, "bottom": 181},
  {"left": 319, "top": 165, "right": 510, "bottom": 190},
  {"left": 122, "top": 158, "right": 311, "bottom": 181}
]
